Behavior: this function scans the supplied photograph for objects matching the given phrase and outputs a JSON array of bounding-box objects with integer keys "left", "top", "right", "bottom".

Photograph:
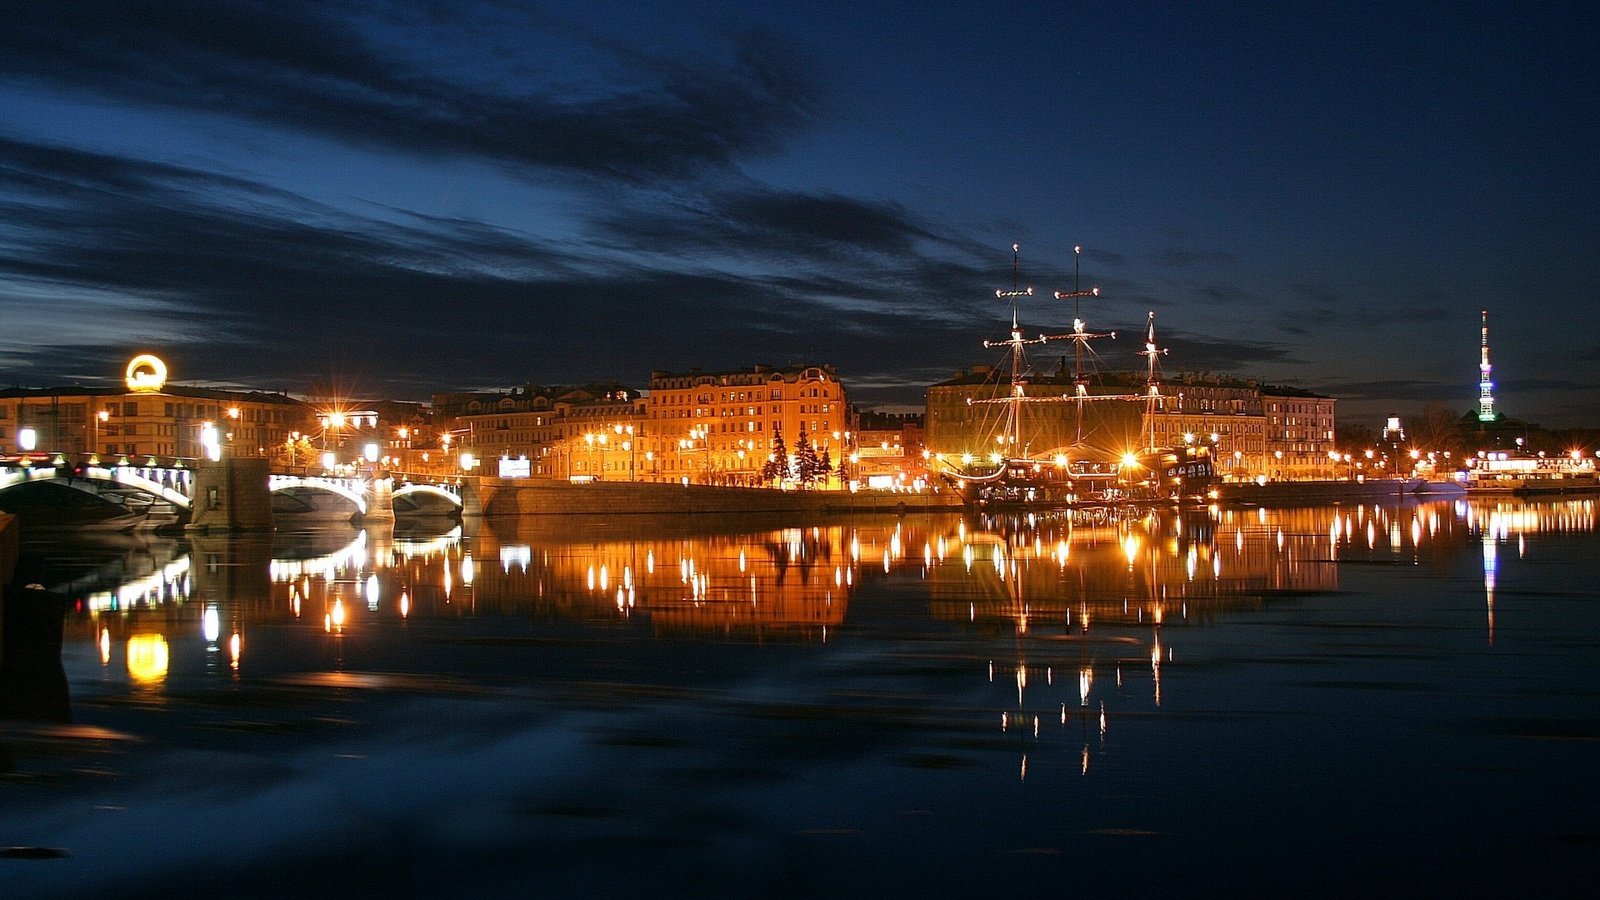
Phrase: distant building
[
  {"left": 645, "top": 364, "right": 847, "bottom": 484},
  {"left": 851, "top": 410, "right": 927, "bottom": 488},
  {"left": 1259, "top": 386, "right": 1338, "bottom": 479},
  {"left": 0, "top": 354, "right": 311, "bottom": 459},
  {"left": 442, "top": 364, "right": 849, "bottom": 484},
  {"left": 925, "top": 365, "right": 1336, "bottom": 480},
  {"left": 442, "top": 382, "right": 644, "bottom": 480}
]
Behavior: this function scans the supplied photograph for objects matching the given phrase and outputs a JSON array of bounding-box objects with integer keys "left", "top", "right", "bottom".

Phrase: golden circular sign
[{"left": 125, "top": 354, "right": 168, "bottom": 392}]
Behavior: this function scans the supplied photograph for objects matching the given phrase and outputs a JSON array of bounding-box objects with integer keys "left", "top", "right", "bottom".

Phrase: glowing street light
[
  {"left": 92, "top": 409, "right": 110, "bottom": 452},
  {"left": 200, "top": 421, "right": 221, "bottom": 461}
]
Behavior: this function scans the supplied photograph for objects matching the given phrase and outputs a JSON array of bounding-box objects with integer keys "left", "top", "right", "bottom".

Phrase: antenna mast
[{"left": 1478, "top": 309, "right": 1496, "bottom": 423}]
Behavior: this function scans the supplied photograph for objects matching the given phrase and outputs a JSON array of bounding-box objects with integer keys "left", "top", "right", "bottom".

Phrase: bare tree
[{"left": 1412, "top": 402, "right": 1468, "bottom": 454}]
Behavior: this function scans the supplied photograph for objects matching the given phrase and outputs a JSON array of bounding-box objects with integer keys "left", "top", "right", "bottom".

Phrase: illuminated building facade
[
  {"left": 0, "top": 356, "right": 312, "bottom": 458},
  {"left": 1260, "top": 388, "right": 1337, "bottom": 479},
  {"left": 926, "top": 368, "right": 1335, "bottom": 481},
  {"left": 645, "top": 365, "right": 847, "bottom": 484},
  {"left": 441, "top": 366, "right": 849, "bottom": 484},
  {"left": 851, "top": 410, "right": 927, "bottom": 488},
  {"left": 924, "top": 365, "right": 1146, "bottom": 463},
  {"left": 442, "top": 383, "right": 646, "bottom": 480}
]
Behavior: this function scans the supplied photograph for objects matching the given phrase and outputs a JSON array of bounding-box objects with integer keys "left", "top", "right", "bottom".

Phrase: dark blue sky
[{"left": 1, "top": 1, "right": 1595, "bottom": 426}]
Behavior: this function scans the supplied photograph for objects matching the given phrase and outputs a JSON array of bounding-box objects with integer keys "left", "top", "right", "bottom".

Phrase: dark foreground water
[{"left": 2, "top": 499, "right": 1597, "bottom": 898}]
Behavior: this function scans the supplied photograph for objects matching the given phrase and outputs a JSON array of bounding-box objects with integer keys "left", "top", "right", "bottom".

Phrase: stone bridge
[{"left": 0, "top": 454, "right": 465, "bottom": 532}]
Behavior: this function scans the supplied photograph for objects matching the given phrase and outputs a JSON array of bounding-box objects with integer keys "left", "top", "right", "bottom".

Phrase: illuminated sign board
[
  {"left": 498, "top": 456, "right": 531, "bottom": 478},
  {"left": 125, "top": 354, "right": 169, "bottom": 392}
]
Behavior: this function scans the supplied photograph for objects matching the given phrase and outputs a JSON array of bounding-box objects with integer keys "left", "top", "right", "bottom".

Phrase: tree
[
  {"left": 818, "top": 447, "right": 835, "bottom": 486},
  {"left": 1335, "top": 423, "right": 1376, "bottom": 455},
  {"left": 1412, "top": 401, "right": 1467, "bottom": 455},
  {"left": 761, "top": 430, "right": 790, "bottom": 485},
  {"left": 794, "top": 432, "right": 821, "bottom": 488}
]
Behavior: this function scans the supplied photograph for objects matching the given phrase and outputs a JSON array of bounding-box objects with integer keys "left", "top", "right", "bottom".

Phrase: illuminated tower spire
[{"left": 1478, "top": 309, "right": 1496, "bottom": 423}]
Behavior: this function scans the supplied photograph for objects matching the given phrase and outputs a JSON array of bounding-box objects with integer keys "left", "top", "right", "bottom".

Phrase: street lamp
[
  {"left": 93, "top": 409, "right": 110, "bottom": 455},
  {"left": 683, "top": 425, "right": 709, "bottom": 481},
  {"left": 613, "top": 423, "right": 636, "bottom": 481},
  {"left": 200, "top": 421, "right": 221, "bottom": 461}
]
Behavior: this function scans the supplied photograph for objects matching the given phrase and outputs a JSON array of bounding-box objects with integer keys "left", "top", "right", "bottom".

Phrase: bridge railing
[{"left": 1, "top": 451, "right": 205, "bottom": 471}]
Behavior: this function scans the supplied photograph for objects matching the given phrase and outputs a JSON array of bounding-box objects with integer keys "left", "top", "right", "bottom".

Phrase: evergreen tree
[
  {"left": 794, "top": 432, "right": 820, "bottom": 488},
  {"left": 819, "top": 447, "right": 835, "bottom": 485},
  {"left": 762, "top": 430, "right": 790, "bottom": 484}
]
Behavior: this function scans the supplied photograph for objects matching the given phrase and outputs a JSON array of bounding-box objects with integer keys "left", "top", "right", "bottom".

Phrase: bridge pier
[
  {"left": 187, "top": 458, "right": 275, "bottom": 533},
  {"left": 0, "top": 512, "right": 16, "bottom": 589},
  {"left": 458, "top": 478, "right": 486, "bottom": 518},
  {"left": 355, "top": 476, "right": 396, "bottom": 525},
  {"left": 0, "top": 513, "right": 15, "bottom": 667}
]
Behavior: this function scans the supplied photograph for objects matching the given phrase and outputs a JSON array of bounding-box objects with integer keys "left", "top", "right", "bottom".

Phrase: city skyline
[{"left": 1, "top": 2, "right": 1596, "bottom": 426}]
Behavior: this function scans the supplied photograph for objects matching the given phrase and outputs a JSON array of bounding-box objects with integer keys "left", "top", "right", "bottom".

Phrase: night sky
[{"left": 1, "top": 1, "right": 1595, "bottom": 426}]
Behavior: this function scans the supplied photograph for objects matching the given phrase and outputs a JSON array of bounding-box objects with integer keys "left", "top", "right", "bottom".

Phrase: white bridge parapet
[
  {"left": 2, "top": 459, "right": 465, "bottom": 525},
  {"left": 0, "top": 462, "right": 196, "bottom": 509},
  {"left": 107, "top": 465, "right": 195, "bottom": 508}
]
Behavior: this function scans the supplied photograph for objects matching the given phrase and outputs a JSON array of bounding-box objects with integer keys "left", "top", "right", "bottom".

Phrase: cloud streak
[
  {"left": 0, "top": 134, "right": 1006, "bottom": 402},
  {"left": 1, "top": 2, "right": 818, "bottom": 181}
]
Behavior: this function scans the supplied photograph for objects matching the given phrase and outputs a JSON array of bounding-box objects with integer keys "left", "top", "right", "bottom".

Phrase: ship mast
[
  {"left": 1136, "top": 311, "right": 1169, "bottom": 451},
  {"left": 983, "top": 243, "right": 1038, "bottom": 459},
  {"left": 1048, "top": 245, "right": 1111, "bottom": 445}
]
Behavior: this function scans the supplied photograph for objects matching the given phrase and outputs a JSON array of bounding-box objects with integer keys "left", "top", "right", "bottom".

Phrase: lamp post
[
  {"left": 678, "top": 426, "right": 709, "bottom": 483},
  {"left": 613, "top": 423, "right": 636, "bottom": 481},
  {"left": 93, "top": 408, "right": 109, "bottom": 456},
  {"left": 583, "top": 432, "right": 594, "bottom": 477}
]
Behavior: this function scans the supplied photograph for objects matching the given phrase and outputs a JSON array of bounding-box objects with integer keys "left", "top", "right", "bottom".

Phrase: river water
[{"left": 2, "top": 499, "right": 1596, "bottom": 898}]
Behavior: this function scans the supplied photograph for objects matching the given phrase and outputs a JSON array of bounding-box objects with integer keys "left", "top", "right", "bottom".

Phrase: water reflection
[
  {"left": 27, "top": 497, "right": 1597, "bottom": 699},
  {"left": 6, "top": 497, "right": 1598, "bottom": 896}
]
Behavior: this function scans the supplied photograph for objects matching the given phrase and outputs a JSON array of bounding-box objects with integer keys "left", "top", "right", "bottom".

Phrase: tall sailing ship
[{"left": 944, "top": 246, "right": 1216, "bottom": 509}]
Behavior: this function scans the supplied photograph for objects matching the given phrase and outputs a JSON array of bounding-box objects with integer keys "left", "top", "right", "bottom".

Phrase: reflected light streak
[
  {"left": 126, "top": 634, "right": 168, "bottom": 684},
  {"left": 1483, "top": 532, "right": 1497, "bottom": 646}
]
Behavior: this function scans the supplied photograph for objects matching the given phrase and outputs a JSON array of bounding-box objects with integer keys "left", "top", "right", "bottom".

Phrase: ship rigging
[{"left": 947, "top": 245, "right": 1217, "bottom": 508}]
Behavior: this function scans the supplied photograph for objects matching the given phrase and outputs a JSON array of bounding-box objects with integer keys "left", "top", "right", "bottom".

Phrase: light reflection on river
[{"left": 2, "top": 498, "right": 1597, "bottom": 897}]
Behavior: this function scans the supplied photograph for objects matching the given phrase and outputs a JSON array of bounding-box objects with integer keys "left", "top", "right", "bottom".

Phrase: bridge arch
[
  {"left": 392, "top": 482, "right": 464, "bottom": 511},
  {"left": 0, "top": 463, "right": 195, "bottom": 528},
  {"left": 267, "top": 475, "right": 369, "bottom": 516}
]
